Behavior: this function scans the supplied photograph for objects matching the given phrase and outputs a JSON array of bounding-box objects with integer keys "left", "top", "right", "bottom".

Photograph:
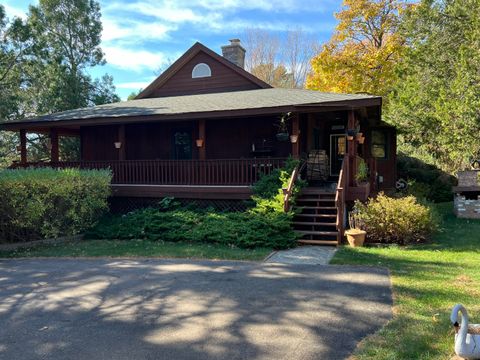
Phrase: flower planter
[
  {"left": 276, "top": 133, "right": 290, "bottom": 142},
  {"left": 346, "top": 182, "right": 370, "bottom": 202},
  {"left": 345, "top": 229, "right": 366, "bottom": 247}
]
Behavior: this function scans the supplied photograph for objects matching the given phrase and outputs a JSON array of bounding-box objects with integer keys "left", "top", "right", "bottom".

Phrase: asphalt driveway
[{"left": 0, "top": 259, "right": 392, "bottom": 360}]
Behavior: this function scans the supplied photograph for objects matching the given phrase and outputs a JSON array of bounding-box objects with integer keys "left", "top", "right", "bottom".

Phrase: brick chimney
[{"left": 221, "top": 39, "right": 246, "bottom": 68}]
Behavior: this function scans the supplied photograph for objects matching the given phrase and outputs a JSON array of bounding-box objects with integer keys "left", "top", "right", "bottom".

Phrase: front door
[
  {"left": 330, "top": 134, "right": 346, "bottom": 176},
  {"left": 172, "top": 130, "right": 192, "bottom": 159}
]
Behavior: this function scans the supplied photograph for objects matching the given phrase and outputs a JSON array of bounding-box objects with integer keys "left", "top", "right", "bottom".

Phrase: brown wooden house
[{"left": 0, "top": 40, "right": 396, "bottom": 245}]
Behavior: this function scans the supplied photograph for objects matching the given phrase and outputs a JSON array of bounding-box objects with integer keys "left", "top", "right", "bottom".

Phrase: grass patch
[
  {"left": 0, "top": 239, "right": 272, "bottom": 261},
  {"left": 331, "top": 202, "right": 480, "bottom": 359}
]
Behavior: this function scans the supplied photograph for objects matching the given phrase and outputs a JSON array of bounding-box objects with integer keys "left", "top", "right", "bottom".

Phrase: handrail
[
  {"left": 10, "top": 158, "right": 288, "bottom": 186},
  {"left": 335, "top": 157, "right": 348, "bottom": 244},
  {"left": 283, "top": 160, "right": 306, "bottom": 212}
]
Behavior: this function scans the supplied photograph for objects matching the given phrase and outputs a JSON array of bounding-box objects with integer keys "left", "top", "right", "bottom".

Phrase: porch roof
[{"left": 0, "top": 88, "right": 381, "bottom": 131}]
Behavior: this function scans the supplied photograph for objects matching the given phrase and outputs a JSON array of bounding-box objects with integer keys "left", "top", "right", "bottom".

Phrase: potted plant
[
  {"left": 276, "top": 112, "right": 291, "bottom": 141},
  {"left": 347, "top": 159, "right": 370, "bottom": 201},
  {"left": 345, "top": 210, "right": 366, "bottom": 247}
]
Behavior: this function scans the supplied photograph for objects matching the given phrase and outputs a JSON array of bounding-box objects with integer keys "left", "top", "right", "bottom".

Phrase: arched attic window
[{"left": 192, "top": 63, "right": 212, "bottom": 78}]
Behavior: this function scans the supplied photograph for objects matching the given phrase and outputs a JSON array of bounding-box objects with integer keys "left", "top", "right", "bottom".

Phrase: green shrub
[
  {"left": 354, "top": 193, "right": 438, "bottom": 245},
  {"left": 397, "top": 154, "right": 456, "bottom": 202},
  {"left": 0, "top": 168, "right": 111, "bottom": 242},
  {"left": 86, "top": 208, "right": 296, "bottom": 249},
  {"left": 87, "top": 157, "right": 303, "bottom": 250},
  {"left": 252, "top": 157, "right": 306, "bottom": 214}
]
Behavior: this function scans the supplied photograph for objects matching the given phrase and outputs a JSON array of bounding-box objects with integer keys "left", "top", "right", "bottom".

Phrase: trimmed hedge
[
  {"left": 0, "top": 168, "right": 111, "bottom": 242},
  {"left": 85, "top": 208, "right": 297, "bottom": 249},
  {"left": 354, "top": 193, "right": 438, "bottom": 245}
]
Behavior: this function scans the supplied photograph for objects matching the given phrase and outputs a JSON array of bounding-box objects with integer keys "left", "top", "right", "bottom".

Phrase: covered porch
[{"left": 6, "top": 109, "right": 394, "bottom": 201}]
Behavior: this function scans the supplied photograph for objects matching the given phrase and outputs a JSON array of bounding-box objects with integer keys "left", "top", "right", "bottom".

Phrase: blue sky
[{"left": 3, "top": 0, "right": 342, "bottom": 99}]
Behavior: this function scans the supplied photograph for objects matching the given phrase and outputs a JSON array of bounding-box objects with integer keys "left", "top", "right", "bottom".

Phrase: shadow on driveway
[{"left": 0, "top": 259, "right": 392, "bottom": 360}]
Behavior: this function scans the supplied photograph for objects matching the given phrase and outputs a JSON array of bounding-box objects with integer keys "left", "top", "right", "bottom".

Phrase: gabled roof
[
  {"left": 0, "top": 88, "right": 381, "bottom": 130},
  {"left": 136, "top": 42, "right": 271, "bottom": 99}
]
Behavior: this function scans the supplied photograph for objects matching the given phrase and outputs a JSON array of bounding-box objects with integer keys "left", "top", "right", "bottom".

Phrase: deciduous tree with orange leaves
[{"left": 306, "top": 0, "right": 408, "bottom": 97}]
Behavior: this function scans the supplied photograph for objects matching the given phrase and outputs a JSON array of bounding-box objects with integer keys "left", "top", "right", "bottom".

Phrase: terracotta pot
[{"left": 345, "top": 229, "right": 366, "bottom": 247}]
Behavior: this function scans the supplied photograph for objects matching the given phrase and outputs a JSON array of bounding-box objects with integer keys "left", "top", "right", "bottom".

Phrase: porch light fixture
[
  {"left": 346, "top": 129, "right": 356, "bottom": 141},
  {"left": 114, "top": 141, "right": 122, "bottom": 149},
  {"left": 290, "top": 134, "right": 298, "bottom": 143},
  {"left": 196, "top": 139, "right": 204, "bottom": 147},
  {"left": 16, "top": 145, "right": 22, "bottom": 152}
]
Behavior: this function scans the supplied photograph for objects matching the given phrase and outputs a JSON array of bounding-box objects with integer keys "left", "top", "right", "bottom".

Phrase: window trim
[
  {"left": 371, "top": 129, "right": 388, "bottom": 160},
  {"left": 192, "top": 63, "right": 212, "bottom": 78}
]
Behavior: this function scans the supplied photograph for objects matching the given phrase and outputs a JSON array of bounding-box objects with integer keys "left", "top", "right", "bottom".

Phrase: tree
[
  {"left": 250, "top": 63, "right": 294, "bottom": 88},
  {"left": 387, "top": 0, "right": 480, "bottom": 172},
  {"left": 127, "top": 90, "right": 142, "bottom": 100},
  {"left": 243, "top": 28, "right": 318, "bottom": 88},
  {"left": 306, "top": 0, "right": 407, "bottom": 96},
  {"left": 27, "top": 0, "right": 119, "bottom": 162},
  {"left": 28, "top": 0, "right": 119, "bottom": 112},
  {"left": 0, "top": 5, "right": 35, "bottom": 167}
]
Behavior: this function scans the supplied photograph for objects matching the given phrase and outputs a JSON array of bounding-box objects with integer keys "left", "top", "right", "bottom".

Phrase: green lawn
[
  {"left": 0, "top": 239, "right": 272, "bottom": 261},
  {"left": 331, "top": 202, "right": 480, "bottom": 360}
]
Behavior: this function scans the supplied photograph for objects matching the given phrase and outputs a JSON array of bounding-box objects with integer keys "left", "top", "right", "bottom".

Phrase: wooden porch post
[
  {"left": 347, "top": 110, "right": 357, "bottom": 186},
  {"left": 118, "top": 125, "right": 126, "bottom": 160},
  {"left": 20, "top": 129, "right": 27, "bottom": 164},
  {"left": 291, "top": 113, "right": 300, "bottom": 159},
  {"left": 50, "top": 128, "right": 59, "bottom": 162},
  {"left": 198, "top": 119, "right": 206, "bottom": 160}
]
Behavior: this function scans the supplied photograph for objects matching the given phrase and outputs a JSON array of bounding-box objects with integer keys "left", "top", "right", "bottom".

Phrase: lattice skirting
[{"left": 109, "top": 197, "right": 254, "bottom": 214}]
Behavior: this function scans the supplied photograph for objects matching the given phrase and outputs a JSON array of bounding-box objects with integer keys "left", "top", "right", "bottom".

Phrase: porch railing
[{"left": 12, "top": 158, "right": 287, "bottom": 186}]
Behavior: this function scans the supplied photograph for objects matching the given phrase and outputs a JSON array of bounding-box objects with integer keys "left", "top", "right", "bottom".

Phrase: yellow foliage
[{"left": 306, "top": 0, "right": 408, "bottom": 96}]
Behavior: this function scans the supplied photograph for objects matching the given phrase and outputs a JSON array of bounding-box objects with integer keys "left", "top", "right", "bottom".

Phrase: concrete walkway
[
  {"left": 266, "top": 246, "right": 337, "bottom": 265},
  {"left": 0, "top": 258, "right": 391, "bottom": 360}
]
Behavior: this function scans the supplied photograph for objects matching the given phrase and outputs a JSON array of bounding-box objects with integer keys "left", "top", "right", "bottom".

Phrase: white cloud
[
  {"left": 102, "top": 45, "right": 167, "bottom": 72},
  {"left": 102, "top": 17, "right": 175, "bottom": 42},
  {"left": 2, "top": 3, "right": 28, "bottom": 20}
]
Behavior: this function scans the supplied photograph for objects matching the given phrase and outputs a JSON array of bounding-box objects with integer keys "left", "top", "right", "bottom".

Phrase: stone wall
[{"left": 454, "top": 194, "right": 480, "bottom": 219}]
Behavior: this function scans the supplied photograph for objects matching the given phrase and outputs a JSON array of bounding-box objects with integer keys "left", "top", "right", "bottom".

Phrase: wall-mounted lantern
[
  {"left": 114, "top": 142, "right": 122, "bottom": 149},
  {"left": 290, "top": 134, "right": 298, "bottom": 143},
  {"left": 346, "top": 129, "right": 357, "bottom": 141},
  {"left": 196, "top": 139, "right": 204, "bottom": 147}
]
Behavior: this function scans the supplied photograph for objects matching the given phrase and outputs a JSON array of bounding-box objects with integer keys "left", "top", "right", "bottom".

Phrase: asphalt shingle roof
[{"left": 4, "top": 88, "right": 380, "bottom": 125}]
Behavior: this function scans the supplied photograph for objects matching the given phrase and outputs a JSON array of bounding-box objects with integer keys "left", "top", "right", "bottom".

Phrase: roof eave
[{"left": 0, "top": 97, "right": 382, "bottom": 132}]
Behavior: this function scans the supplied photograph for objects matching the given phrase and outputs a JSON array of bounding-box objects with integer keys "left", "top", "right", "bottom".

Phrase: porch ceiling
[{"left": 0, "top": 88, "right": 381, "bottom": 132}]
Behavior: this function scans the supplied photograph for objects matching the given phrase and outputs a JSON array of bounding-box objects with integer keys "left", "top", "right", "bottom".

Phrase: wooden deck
[{"left": 111, "top": 184, "right": 253, "bottom": 199}]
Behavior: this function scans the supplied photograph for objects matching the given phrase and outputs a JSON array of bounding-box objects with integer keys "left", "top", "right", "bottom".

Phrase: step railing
[
  {"left": 283, "top": 160, "right": 306, "bottom": 212},
  {"left": 335, "top": 157, "right": 348, "bottom": 244}
]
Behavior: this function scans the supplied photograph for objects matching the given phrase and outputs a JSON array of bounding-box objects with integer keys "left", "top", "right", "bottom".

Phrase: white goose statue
[{"left": 451, "top": 304, "right": 480, "bottom": 359}]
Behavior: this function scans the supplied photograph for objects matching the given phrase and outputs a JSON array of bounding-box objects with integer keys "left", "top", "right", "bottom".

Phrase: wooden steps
[
  {"left": 294, "top": 213, "right": 336, "bottom": 218},
  {"left": 298, "top": 239, "right": 338, "bottom": 246},
  {"left": 292, "top": 187, "right": 339, "bottom": 246},
  {"left": 292, "top": 222, "right": 336, "bottom": 226}
]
